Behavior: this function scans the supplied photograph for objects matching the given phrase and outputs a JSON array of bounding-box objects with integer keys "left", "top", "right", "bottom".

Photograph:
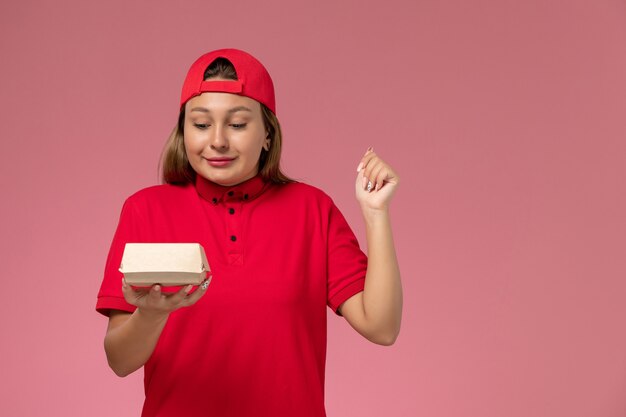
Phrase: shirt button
[
  {"left": 230, "top": 235, "right": 237, "bottom": 242},
  {"left": 243, "top": 194, "right": 249, "bottom": 200},
  {"left": 228, "top": 191, "right": 234, "bottom": 197},
  {"left": 212, "top": 197, "right": 218, "bottom": 204},
  {"left": 229, "top": 208, "right": 235, "bottom": 215}
]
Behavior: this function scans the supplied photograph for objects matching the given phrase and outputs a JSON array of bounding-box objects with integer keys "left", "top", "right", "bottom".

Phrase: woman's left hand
[{"left": 355, "top": 147, "right": 400, "bottom": 211}]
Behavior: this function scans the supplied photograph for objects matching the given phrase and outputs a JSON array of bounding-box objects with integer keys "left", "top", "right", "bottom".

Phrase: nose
[{"left": 209, "top": 123, "right": 229, "bottom": 151}]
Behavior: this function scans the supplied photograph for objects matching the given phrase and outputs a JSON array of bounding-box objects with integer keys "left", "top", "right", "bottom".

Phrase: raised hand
[{"left": 355, "top": 147, "right": 400, "bottom": 212}]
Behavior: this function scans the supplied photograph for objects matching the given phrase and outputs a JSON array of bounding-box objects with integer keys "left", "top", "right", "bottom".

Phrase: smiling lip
[{"left": 205, "top": 157, "right": 236, "bottom": 167}]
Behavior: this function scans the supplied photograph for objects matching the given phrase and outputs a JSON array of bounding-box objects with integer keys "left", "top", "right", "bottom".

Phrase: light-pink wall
[{"left": 2, "top": 0, "right": 625, "bottom": 416}]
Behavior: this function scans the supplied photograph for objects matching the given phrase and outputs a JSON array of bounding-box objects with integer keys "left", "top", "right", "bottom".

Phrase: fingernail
[
  {"left": 356, "top": 162, "right": 363, "bottom": 172},
  {"left": 367, "top": 146, "right": 373, "bottom": 152},
  {"left": 185, "top": 284, "right": 193, "bottom": 294}
]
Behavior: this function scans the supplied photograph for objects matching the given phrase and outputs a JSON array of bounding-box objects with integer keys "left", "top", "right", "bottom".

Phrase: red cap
[{"left": 179, "top": 48, "right": 276, "bottom": 115}]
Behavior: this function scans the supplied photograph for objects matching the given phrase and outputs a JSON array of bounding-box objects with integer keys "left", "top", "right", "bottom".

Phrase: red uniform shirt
[{"left": 96, "top": 173, "right": 367, "bottom": 417}]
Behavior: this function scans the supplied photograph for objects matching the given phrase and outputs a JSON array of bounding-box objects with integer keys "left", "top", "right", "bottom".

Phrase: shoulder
[
  {"left": 274, "top": 182, "right": 334, "bottom": 208},
  {"left": 123, "top": 182, "right": 194, "bottom": 210},
  {"left": 273, "top": 180, "right": 334, "bottom": 205}
]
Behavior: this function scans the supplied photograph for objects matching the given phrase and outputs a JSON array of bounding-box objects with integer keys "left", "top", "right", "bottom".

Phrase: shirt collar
[{"left": 194, "top": 172, "right": 269, "bottom": 205}]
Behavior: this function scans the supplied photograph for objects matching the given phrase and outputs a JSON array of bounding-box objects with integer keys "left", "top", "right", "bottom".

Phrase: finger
[
  {"left": 356, "top": 168, "right": 369, "bottom": 190},
  {"left": 368, "top": 163, "right": 385, "bottom": 192},
  {"left": 356, "top": 148, "right": 376, "bottom": 172},
  {"left": 373, "top": 167, "right": 389, "bottom": 191},
  {"left": 183, "top": 278, "right": 211, "bottom": 306},
  {"left": 200, "top": 275, "right": 212, "bottom": 291},
  {"left": 148, "top": 284, "right": 163, "bottom": 303},
  {"left": 362, "top": 157, "right": 382, "bottom": 189},
  {"left": 375, "top": 163, "right": 398, "bottom": 187},
  {"left": 122, "top": 280, "right": 152, "bottom": 306},
  {"left": 121, "top": 278, "right": 135, "bottom": 305},
  {"left": 362, "top": 173, "right": 377, "bottom": 192},
  {"left": 167, "top": 285, "right": 194, "bottom": 307},
  {"left": 371, "top": 160, "right": 391, "bottom": 189},
  {"left": 360, "top": 150, "right": 376, "bottom": 171}
]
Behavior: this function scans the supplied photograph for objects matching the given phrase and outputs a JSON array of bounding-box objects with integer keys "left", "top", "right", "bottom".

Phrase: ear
[{"left": 263, "top": 138, "right": 271, "bottom": 151}]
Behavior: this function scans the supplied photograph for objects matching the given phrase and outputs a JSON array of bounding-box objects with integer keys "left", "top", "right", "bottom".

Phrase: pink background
[{"left": 2, "top": 0, "right": 626, "bottom": 416}]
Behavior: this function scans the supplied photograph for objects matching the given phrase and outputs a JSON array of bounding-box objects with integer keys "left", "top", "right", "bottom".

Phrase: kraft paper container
[{"left": 119, "top": 243, "right": 210, "bottom": 286}]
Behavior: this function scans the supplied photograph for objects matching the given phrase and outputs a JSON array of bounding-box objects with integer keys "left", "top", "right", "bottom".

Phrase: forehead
[{"left": 186, "top": 92, "right": 261, "bottom": 115}]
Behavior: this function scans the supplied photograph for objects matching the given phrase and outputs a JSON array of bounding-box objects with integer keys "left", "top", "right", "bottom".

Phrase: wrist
[
  {"left": 134, "top": 306, "right": 170, "bottom": 326},
  {"left": 360, "top": 205, "right": 390, "bottom": 224}
]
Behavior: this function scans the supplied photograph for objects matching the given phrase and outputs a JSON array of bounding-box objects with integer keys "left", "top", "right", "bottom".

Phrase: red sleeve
[
  {"left": 326, "top": 200, "right": 368, "bottom": 316},
  {"left": 95, "top": 197, "right": 142, "bottom": 317}
]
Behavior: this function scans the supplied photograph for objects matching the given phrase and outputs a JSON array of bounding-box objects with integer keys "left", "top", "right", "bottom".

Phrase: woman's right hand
[
  {"left": 121, "top": 278, "right": 210, "bottom": 318},
  {"left": 105, "top": 278, "right": 210, "bottom": 377}
]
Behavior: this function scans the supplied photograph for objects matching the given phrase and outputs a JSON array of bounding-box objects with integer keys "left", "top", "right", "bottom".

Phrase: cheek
[
  {"left": 184, "top": 132, "right": 204, "bottom": 154},
  {"left": 242, "top": 140, "right": 265, "bottom": 157},
  {"left": 242, "top": 128, "right": 267, "bottom": 153},
  {"left": 183, "top": 142, "right": 201, "bottom": 167}
]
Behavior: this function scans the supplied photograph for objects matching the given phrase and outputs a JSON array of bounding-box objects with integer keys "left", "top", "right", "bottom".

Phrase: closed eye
[{"left": 193, "top": 123, "right": 246, "bottom": 130}]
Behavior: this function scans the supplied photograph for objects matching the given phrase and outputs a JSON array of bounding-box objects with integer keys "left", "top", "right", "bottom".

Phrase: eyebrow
[{"left": 190, "top": 105, "right": 253, "bottom": 114}]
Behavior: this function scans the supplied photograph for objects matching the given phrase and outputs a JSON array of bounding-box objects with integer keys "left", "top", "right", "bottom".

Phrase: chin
[
  {"left": 194, "top": 160, "right": 256, "bottom": 187},
  {"left": 205, "top": 171, "right": 243, "bottom": 186}
]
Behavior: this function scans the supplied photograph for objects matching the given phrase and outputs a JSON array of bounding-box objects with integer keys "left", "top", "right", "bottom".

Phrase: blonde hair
[{"left": 159, "top": 58, "right": 295, "bottom": 185}]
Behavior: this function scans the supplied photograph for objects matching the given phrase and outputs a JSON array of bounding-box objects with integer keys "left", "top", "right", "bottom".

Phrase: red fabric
[
  {"left": 179, "top": 48, "right": 276, "bottom": 114},
  {"left": 199, "top": 80, "right": 243, "bottom": 94},
  {"left": 96, "top": 173, "right": 367, "bottom": 417}
]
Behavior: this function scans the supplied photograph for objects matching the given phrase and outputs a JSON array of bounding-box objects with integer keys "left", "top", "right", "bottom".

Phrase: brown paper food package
[{"left": 119, "top": 243, "right": 211, "bottom": 287}]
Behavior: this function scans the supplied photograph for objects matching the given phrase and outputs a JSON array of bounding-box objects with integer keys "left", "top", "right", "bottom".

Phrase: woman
[{"left": 96, "top": 48, "right": 402, "bottom": 417}]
